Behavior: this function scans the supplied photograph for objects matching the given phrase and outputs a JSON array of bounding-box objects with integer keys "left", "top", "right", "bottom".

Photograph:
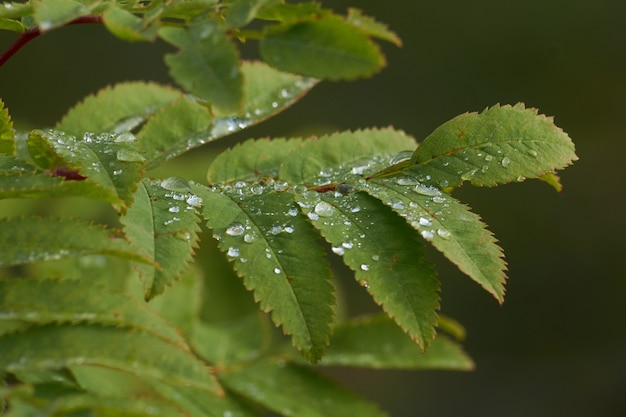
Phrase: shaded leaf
[
  {"left": 121, "top": 179, "right": 202, "bottom": 300},
  {"left": 319, "top": 314, "right": 473, "bottom": 370},
  {"left": 361, "top": 177, "right": 507, "bottom": 301},
  {"left": 103, "top": 5, "right": 158, "bottom": 42},
  {"left": 260, "top": 14, "right": 385, "bottom": 80},
  {"left": 0, "top": 100, "right": 15, "bottom": 155},
  {"left": 257, "top": 2, "right": 326, "bottom": 22},
  {"left": 0, "top": 216, "right": 153, "bottom": 267},
  {"left": 225, "top": 0, "right": 278, "bottom": 28},
  {"left": 346, "top": 8, "right": 402, "bottom": 47},
  {"left": 409, "top": 103, "right": 578, "bottom": 188},
  {"left": 161, "top": 0, "right": 219, "bottom": 20},
  {"left": 56, "top": 82, "right": 182, "bottom": 136},
  {"left": 27, "top": 129, "right": 145, "bottom": 210},
  {"left": 207, "top": 138, "right": 303, "bottom": 183},
  {"left": 0, "top": 17, "right": 23, "bottom": 32},
  {"left": 0, "top": 278, "right": 187, "bottom": 348},
  {"left": 221, "top": 358, "right": 388, "bottom": 417},
  {"left": 295, "top": 191, "right": 440, "bottom": 349},
  {"left": 279, "top": 128, "right": 416, "bottom": 185},
  {"left": 0, "top": 2, "right": 34, "bottom": 19},
  {"left": 0, "top": 324, "right": 221, "bottom": 393},
  {"left": 193, "top": 184, "right": 335, "bottom": 362},
  {"left": 33, "top": 0, "right": 99, "bottom": 31},
  {"left": 159, "top": 18, "right": 243, "bottom": 112}
]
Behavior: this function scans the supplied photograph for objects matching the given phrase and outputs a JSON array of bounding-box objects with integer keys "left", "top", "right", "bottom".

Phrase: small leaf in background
[
  {"left": 207, "top": 138, "right": 303, "bottom": 184},
  {"left": 319, "top": 314, "right": 474, "bottom": 370},
  {"left": 0, "top": 1, "right": 34, "bottom": 19},
  {"left": 103, "top": 5, "right": 158, "bottom": 42},
  {"left": 0, "top": 100, "right": 15, "bottom": 155},
  {"left": 56, "top": 82, "right": 182, "bottom": 136},
  {"left": 0, "top": 216, "right": 153, "bottom": 267},
  {"left": 27, "top": 130, "right": 146, "bottom": 210},
  {"left": 0, "top": 278, "right": 188, "bottom": 349},
  {"left": 345, "top": 8, "right": 402, "bottom": 47},
  {"left": 260, "top": 14, "right": 385, "bottom": 80},
  {"left": 33, "top": 0, "right": 98, "bottom": 31},
  {"left": 194, "top": 184, "right": 335, "bottom": 363},
  {"left": 121, "top": 179, "right": 202, "bottom": 300},
  {"left": 224, "top": 0, "right": 279, "bottom": 28},
  {"left": 295, "top": 191, "right": 440, "bottom": 350},
  {"left": 221, "top": 358, "right": 389, "bottom": 417},
  {"left": 0, "top": 324, "right": 221, "bottom": 393},
  {"left": 360, "top": 177, "right": 507, "bottom": 302},
  {"left": 256, "top": 2, "right": 327, "bottom": 22},
  {"left": 159, "top": 18, "right": 243, "bottom": 112},
  {"left": 410, "top": 103, "right": 578, "bottom": 189},
  {"left": 0, "top": 16, "right": 24, "bottom": 32}
]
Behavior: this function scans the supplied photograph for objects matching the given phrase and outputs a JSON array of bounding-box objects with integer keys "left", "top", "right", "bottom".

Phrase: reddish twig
[{"left": 0, "top": 15, "right": 103, "bottom": 69}]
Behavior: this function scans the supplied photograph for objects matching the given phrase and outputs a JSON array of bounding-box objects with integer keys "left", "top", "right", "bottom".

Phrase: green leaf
[
  {"left": 409, "top": 103, "right": 578, "bottom": 188},
  {"left": 295, "top": 191, "right": 440, "bottom": 349},
  {"left": 137, "top": 96, "right": 213, "bottom": 168},
  {"left": 103, "top": 5, "right": 158, "bottom": 42},
  {"left": 0, "top": 100, "right": 15, "bottom": 155},
  {"left": 207, "top": 138, "right": 303, "bottom": 183},
  {"left": 319, "top": 314, "right": 474, "bottom": 370},
  {"left": 260, "top": 14, "right": 385, "bottom": 80},
  {"left": 279, "top": 128, "right": 416, "bottom": 185},
  {"left": 256, "top": 2, "right": 326, "bottom": 22},
  {"left": 190, "top": 313, "right": 269, "bottom": 366},
  {"left": 161, "top": 0, "right": 219, "bottom": 20},
  {"left": 220, "top": 359, "right": 388, "bottom": 417},
  {"left": 27, "top": 129, "right": 146, "bottom": 210},
  {"left": 0, "top": 278, "right": 187, "bottom": 349},
  {"left": 159, "top": 18, "right": 243, "bottom": 112},
  {"left": 225, "top": 0, "right": 279, "bottom": 28},
  {"left": 345, "top": 8, "right": 402, "bottom": 47},
  {"left": 360, "top": 177, "right": 507, "bottom": 301},
  {"left": 0, "top": 2, "right": 34, "bottom": 19},
  {"left": 193, "top": 184, "right": 335, "bottom": 363},
  {"left": 0, "top": 324, "right": 221, "bottom": 392},
  {"left": 56, "top": 82, "right": 182, "bottom": 136},
  {"left": 0, "top": 17, "right": 23, "bottom": 32},
  {"left": 121, "top": 179, "right": 202, "bottom": 300},
  {"left": 33, "top": 0, "right": 99, "bottom": 31},
  {"left": 0, "top": 216, "right": 153, "bottom": 267}
]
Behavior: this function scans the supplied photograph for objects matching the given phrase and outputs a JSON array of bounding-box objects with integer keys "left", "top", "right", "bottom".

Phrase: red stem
[{"left": 0, "top": 15, "right": 103, "bottom": 69}]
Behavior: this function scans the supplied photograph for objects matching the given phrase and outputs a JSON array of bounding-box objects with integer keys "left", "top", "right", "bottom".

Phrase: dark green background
[{"left": 1, "top": 1, "right": 624, "bottom": 416}]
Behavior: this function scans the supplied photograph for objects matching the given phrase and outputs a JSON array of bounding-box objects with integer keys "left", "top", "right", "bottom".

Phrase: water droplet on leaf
[
  {"left": 314, "top": 201, "right": 335, "bottom": 217},
  {"left": 501, "top": 157, "right": 511, "bottom": 167},
  {"left": 226, "top": 222, "right": 245, "bottom": 236},
  {"left": 227, "top": 247, "right": 240, "bottom": 257},
  {"left": 161, "top": 177, "right": 191, "bottom": 192}
]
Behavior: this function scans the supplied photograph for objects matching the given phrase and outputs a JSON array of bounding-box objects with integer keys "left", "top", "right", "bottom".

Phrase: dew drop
[
  {"left": 186, "top": 195, "right": 203, "bottom": 207},
  {"left": 243, "top": 233, "right": 255, "bottom": 243},
  {"left": 226, "top": 222, "right": 245, "bottom": 236},
  {"left": 395, "top": 176, "right": 418, "bottom": 186},
  {"left": 314, "top": 201, "right": 335, "bottom": 217},
  {"left": 227, "top": 247, "right": 240, "bottom": 257},
  {"left": 528, "top": 149, "right": 538, "bottom": 158},
  {"left": 418, "top": 217, "right": 433, "bottom": 227},
  {"left": 273, "top": 267, "right": 281, "bottom": 274},
  {"left": 361, "top": 280, "right": 370, "bottom": 288},
  {"left": 331, "top": 246, "right": 345, "bottom": 256},
  {"left": 274, "top": 180, "right": 289, "bottom": 192},
  {"left": 432, "top": 196, "right": 446, "bottom": 204},
  {"left": 414, "top": 184, "right": 441, "bottom": 197},
  {"left": 284, "top": 225, "right": 295, "bottom": 233},
  {"left": 501, "top": 157, "right": 511, "bottom": 167},
  {"left": 161, "top": 177, "right": 191, "bottom": 192},
  {"left": 421, "top": 230, "right": 434, "bottom": 240},
  {"left": 113, "top": 169, "right": 123, "bottom": 175},
  {"left": 169, "top": 206, "right": 180, "bottom": 213},
  {"left": 116, "top": 149, "right": 145, "bottom": 162},
  {"left": 485, "top": 154, "right": 494, "bottom": 162},
  {"left": 342, "top": 241, "right": 353, "bottom": 249},
  {"left": 371, "top": 254, "right": 380, "bottom": 261},
  {"left": 114, "top": 132, "right": 136, "bottom": 143},
  {"left": 351, "top": 206, "right": 361, "bottom": 213},
  {"left": 360, "top": 264, "right": 370, "bottom": 271},
  {"left": 389, "top": 198, "right": 405, "bottom": 210},
  {"left": 288, "top": 207, "right": 299, "bottom": 217},
  {"left": 436, "top": 229, "right": 452, "bottom": 240}
]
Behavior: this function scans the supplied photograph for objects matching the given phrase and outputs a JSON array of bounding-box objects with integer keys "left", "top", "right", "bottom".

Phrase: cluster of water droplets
[{"left": 159, "top": 177, "right": 203, "bottom": 233}]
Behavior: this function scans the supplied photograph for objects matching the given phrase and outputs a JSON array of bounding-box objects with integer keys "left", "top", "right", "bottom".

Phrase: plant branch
[{"left": 0, "top": 15, "right": 103, "bottom": 69}]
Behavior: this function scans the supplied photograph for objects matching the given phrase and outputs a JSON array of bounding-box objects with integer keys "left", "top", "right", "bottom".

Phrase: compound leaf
[
  {"left": 410, "top": 103, "right": 578, "bottom": 188},
  {"left": 27, "top": 129, "right": 145, "bottom": 210},
  {"left": 0, "top": 278, "right": 187, "bottom": 349},
  {"left": 220, "top": 358, "right": 388, "bottom": 417},
  {"left": 360, "top": 177, "right": 507, "bottom": 302},
  {"left": 260, "top": 14, "right": 385, "bottom": 80},
  {"left": 56, "top": 82, "right": 182, "bottom": 136},
  {"left": 159, "top": 18, "right": 243, "bottom": 112},
  {"left": 319, "top": 314, "right": 473, "bottom": 370},
  {"left": 193, "top": 184, "right": 335, "bottom": 363},
  {"left": 103, "top": 4, "right": 158, "bottom": 42},
  {"left": 0, "top": 324, "right": 220, "bottom": 392},
  {"left": 295, "top": 191, "right": 440, "bottom": 350},
  {"left": 0, "top": 216, "right": 153, "bottom": 267},
  {"left": 121, "top": 179, "right": 202, "bottom": 300}
]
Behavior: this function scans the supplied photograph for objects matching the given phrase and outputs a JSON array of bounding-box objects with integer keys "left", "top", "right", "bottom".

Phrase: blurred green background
[{"left": 1, "top": 1, "right": 625, "bottom": 416}]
